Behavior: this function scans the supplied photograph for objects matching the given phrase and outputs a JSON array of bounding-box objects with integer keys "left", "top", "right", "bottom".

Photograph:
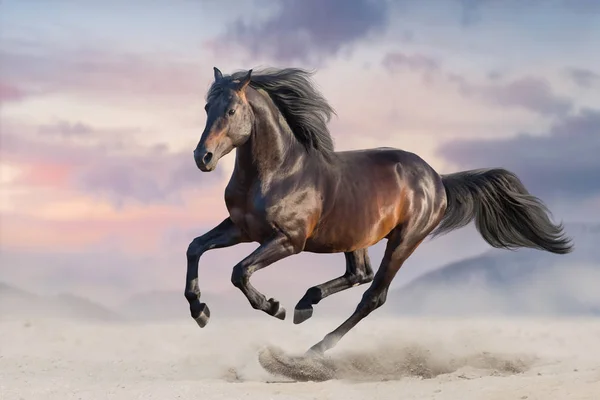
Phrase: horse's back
[{"left": 333, "top": 147, "right": 440, "bottom": 181}]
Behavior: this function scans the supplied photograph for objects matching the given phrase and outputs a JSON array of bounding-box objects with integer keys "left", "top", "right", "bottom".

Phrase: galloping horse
[{"left": 184, "top": 67, "right": 572, "bottom": 355}]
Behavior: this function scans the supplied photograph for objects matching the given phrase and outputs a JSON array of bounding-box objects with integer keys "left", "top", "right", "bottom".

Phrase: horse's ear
[
  {"left": 213, "top": 67, "right": 223, "bottom": 81},
  {"left": 237, "top": 69, "right": 252, "bottom": 92}
]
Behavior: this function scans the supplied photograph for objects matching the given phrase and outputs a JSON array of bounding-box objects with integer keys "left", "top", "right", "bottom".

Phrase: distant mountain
[
  {"left": 119, "top": 287, "right": 357, "bottom": 322},
  {"left": 4, "top": 222, "right": 598, "bottom": 320},
  {"left": 119, "top": 290, "right": 194, "bottom": 321},
  {"left": 0, "top": 282, "right": 123, "bottom": 321},
  {"left": 388, "top": 223, "right": 600, "bottom": 316},
  {"left": 119, "top": 288, "right": 300, "bottom": 321},
  {"left": 118, "top": 289, "right": 255, "bottom": 321}
]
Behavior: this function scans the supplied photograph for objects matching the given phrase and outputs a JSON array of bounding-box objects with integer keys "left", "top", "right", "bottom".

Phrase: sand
[{"left": 1, "top": 315, "right": 599, "bottom": 400}]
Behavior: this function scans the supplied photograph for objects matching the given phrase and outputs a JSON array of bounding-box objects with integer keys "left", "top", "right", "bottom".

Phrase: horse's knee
[
  {"left": 230, "top": 264, "right": 249, "bottom": 288},
  {"left": 186, "top": 238, "right": 204, "bottom": 258}
]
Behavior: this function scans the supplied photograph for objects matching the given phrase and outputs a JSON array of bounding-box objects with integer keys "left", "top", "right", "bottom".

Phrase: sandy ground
[{"left": 1, "top": 315, "right": 599, "bottom": 400}]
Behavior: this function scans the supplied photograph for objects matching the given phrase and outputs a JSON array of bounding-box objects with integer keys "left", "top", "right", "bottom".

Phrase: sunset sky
[{"left": 1, "top": 0, "right": 599, "bottom": 307}]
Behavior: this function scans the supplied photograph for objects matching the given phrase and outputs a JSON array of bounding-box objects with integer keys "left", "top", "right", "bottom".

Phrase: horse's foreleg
[
  {"left": 230, "top": 234, "right": 298, "bottom": 320},
  {"left": 293, "top": 249, "right": 373, "bottom": 324},
  {"left": 185, "top": 218, "right": 248, "bottom": 328}
]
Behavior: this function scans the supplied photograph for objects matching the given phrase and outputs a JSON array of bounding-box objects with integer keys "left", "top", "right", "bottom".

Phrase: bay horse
[{"left": 184, "top": 67, "right": 572, "bottom": 355}]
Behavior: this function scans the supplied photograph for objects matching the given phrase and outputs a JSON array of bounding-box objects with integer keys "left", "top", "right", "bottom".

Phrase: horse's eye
[{"left": 228, "top": 109, "right": 236, "bottom": 116}]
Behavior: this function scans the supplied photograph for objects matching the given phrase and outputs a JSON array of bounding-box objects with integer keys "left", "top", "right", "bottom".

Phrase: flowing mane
[{"left": 207, "top": 67, "right": 336, "bottom": 155}]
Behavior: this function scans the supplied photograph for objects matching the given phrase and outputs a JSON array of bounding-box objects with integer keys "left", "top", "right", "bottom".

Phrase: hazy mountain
[
  {"left": 118, "top": 289, "right": 259, "bottom": 321},
  {"left": 4, "top": 223, "right": 598, "bottom": 321},
  {"left": 119, "top": 287, "right": 359, "bottom": 322},
  {"left": 0, "top": 282, "right": 122, "bottom": 321},
  {"left": 388, "top": 223, "right": 600, "bottom": 316}
]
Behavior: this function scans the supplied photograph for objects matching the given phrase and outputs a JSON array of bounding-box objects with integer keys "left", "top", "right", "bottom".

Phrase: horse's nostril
[{"left": 202, "top": 152, "right": 213, "bottom": 165}]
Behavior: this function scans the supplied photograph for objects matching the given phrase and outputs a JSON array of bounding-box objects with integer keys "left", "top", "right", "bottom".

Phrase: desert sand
[{"left": 1, "top": 315, "right": 599, "bottom": 400}]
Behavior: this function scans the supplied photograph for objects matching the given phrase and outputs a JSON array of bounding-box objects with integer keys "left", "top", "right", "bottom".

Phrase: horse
[{"left": 184, "top": 66, "right": 573, "bottom": 355}]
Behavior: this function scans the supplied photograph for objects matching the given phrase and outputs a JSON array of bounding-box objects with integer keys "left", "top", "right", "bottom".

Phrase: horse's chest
[{"left": 225, "top": 186, "right": 272, "bottom": 241}]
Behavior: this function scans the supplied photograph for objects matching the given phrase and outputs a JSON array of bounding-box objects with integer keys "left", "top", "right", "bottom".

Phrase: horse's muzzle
[{"left": 194, "top": 148, "right": 215, "bottom": 172}]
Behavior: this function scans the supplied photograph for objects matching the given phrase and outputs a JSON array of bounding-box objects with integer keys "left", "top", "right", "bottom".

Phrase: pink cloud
[
  {"left": 1, "top": 44, "right": 214, "bottom": 104},
  {"left": 0, "top": 116, "right": 232, "bottom": 259},
  {"left": 0, "top": 207, "right": 209, "bottom": 254},
  {"left": 1, "top": 119, "right": 223, "bottom": 206},
  {"left": 18, "top": 162, "right": 73, "bottom": 188},
  {"left": 38, "top": 120, "right": 95, "bottom": 137},
  {"left": 0, "top": 81, "right": 26, "bottom": 103}
]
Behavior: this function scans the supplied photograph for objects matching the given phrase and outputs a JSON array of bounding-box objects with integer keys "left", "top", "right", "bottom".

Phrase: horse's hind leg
[
  {"left": 306, "top": 226, "right": 426, "bottom": 355},
  {"left": 294, "top": 249, "right": 374, "bottom": 324}
]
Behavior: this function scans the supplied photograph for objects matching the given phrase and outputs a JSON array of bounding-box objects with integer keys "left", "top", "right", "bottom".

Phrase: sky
[{"left": 1, "top": 0, "right": 599, "bottom": 308}]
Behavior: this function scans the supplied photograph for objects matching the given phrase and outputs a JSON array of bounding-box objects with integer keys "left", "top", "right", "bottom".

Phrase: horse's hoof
[
  {"left": 191, "top": 301, "right": 210, "bottom": 328},
  {"left": 293, "top": 305, "right": 313, "bottom": 324},
  {"left": 268, "top": 298, "right": 286, "bottom": 320}
]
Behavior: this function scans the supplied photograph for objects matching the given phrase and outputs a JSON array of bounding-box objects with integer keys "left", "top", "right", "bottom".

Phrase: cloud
[
  {"left": 456, "top": 0, "right": 496, "bottom": 26},
  {"left": 566, "top": 67, "right": 600, "bottom": 88},
  {"left": 470, "top": 76, "right": 573, "bottom": 117},
  {"left": 0, "top": 81, "right": 27, "bottom": 103},
  {"left": 381, "top": 52, "right": 573, "bottom": 117},
  {"left": 565, "top": 0, "right": 600, "bottom": 12},
  {"left": 38, "top": 120, "right": 95, "bottom": 137},
  {"left": 382, "top": 52, "right": 440, "bottom": 81},
  {"left": 0, "top": 43, "right": 210, "bottom": 104},
  {"left": 446, "top": 73, "right": 573, "bottom": 117},
  {"left": 221, "top": 0, "right": 389, "bottom": 63},
  {"left": 455, "top": 0, "right": 600, "bottom": 26},
  {"left": 1, "top": 120, "right": 222, "bottom": 206},
  {"left": 437, "top": 108, "right": 600, "bottom": 201}
]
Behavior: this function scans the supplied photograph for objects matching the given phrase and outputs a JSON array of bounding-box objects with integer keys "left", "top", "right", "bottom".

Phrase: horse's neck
[{"left": 233, "top": 90, "right": 306, "bottom": 181}]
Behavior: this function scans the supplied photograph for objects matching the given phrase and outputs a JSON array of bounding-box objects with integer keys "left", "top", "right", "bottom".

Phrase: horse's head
[{"left": 194, "top": 67, "right": 253, "bottom": 172}]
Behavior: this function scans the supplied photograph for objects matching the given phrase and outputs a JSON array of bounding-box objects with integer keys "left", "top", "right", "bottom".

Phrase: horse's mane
[{"left": 208, "top": 67, "right": 336, "bottom": 156}]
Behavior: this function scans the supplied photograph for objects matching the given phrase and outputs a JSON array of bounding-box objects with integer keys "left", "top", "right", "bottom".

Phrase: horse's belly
[
  {"left": 304, "top": 208, "right": 399, "bottom": 253},
  {"left": 303, "top": 180, "right": 409, "bottom": 253}
]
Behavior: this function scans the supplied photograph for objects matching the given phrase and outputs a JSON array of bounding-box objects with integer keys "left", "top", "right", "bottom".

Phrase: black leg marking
[
  {"left": 294, "top": 249, "right": 373, "bottom": 324},
  {"left": 184, "top": 218, "right": 248, "bottom": 328}
]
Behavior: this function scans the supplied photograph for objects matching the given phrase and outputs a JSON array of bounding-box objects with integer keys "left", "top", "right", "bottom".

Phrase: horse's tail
[{"left": 430, "top": 168, "right": 573, "bottom": 254}]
